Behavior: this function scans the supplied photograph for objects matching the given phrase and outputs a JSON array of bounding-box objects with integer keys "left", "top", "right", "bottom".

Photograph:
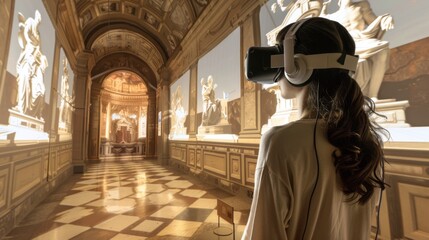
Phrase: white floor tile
[
  {"left": 189, "top": 198, "right": 217, "bottom": 209},
  {"left": 157, "top": 220, "right": 202, "bottom": 237},
  {"left": 94, "top": 215, "right": 140, "bottom": 232},
  {"left": 179, "top": 189, "right": 206, "bottom": 198},
  {"left": 150, "top": 206, "right": 186, "bottom": 219},
  {"left": 132, "top": 219, "right": 164, "bottom": 233},
  {"left": 111, "top": 233, "right": 146, "bottom": 240},
  {"left": 55, "top": 207, "right": 94, "bottom": 223},
  {"left": 32, "top": 224, "right": 90, "bottom": 240},
  {"left": 60, "top": 191, "right": 101, "bottom": 206}
]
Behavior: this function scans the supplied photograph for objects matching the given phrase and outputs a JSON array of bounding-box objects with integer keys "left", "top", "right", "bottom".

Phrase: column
[
  {"left": 105, "top": 102, "right": 111, "bottom": 139},
  {"left": 238, "top": 9, "right": 262, "bottom": 143},
  {"left": 72, "top": 51, "right": 93, "bottom": 173},
  {"left": 156, "top": 67, "right": 170, "bottom": 164},
  {"left": 88, "top": 85, "right": 100, "bottom": 160},
  {"left": 188, "top": 64, "right": 198, "bottom": 139},
  {"left": 0, "top": 0, "right": 13, "bottom": 125},
  {"left": 147, "top": 90, "right": 157, "bottom": 157}
]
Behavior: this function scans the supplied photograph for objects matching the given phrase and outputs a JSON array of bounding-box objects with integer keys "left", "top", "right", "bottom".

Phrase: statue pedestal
[
  {"left": 261, "top": 86, "right": 300, "bottom": 134},
  {"left": 198, "top": 124, "right": 232, "bottom": 134},
  {"left": 196, "top": 123, "right": 236, "bottom": 142},
  {"left": 58, "top": 121, "right": 71, "bottom": 132},
  {"left": 0, "top": 109, "right": 48, "bottom": 142},
  {"left": 196, "top": 133, "right": 238, "bottom": 142},
  {"left": 9, "top": 109, "right": 45, "bottom": 131},
  {"left": 373, "top": 99, "right": 410, "bottom": 128},
  {"left": 169, "top": 127, "right": 189, "bottom": 140}
]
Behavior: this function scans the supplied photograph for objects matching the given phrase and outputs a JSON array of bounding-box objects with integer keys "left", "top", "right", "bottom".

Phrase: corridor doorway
[{"left": 97, "top": 71, "right": 149, "bottom": 160}]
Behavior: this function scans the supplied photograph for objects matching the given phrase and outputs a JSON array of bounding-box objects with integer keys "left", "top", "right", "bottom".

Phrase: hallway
[{"left": 4, "top": 160, "right": 250, "bottom": 240}]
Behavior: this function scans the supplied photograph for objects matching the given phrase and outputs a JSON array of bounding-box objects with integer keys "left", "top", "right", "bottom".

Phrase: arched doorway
[{"left": 98, "top": 70, "right": 148, "bottom": 159}]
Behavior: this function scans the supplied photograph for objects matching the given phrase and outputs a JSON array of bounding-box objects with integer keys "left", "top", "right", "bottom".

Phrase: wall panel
[
  {"left": 203, "top": 151, "right": 227, "bottom": 177},
  {"left": 398, "top": 183, "right": 429, "bottom": 239}
]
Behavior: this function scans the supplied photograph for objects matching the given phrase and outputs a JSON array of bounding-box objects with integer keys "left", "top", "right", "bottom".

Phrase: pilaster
[
  {"left": 157, "top": 67, "right": 170, "bottom": 164},
  {"left": 0, "top": 0, "right": 14, "bottom": 124},
  {"left": 188, "top": 64, "right": 198, "bottom": 139},
  {"left": 88, "top": 84, "right": 101, "bottom": 160},
  {"left": 72, "top": 51, "right": 94, "bottom": 173},
  {"left": 238, "top": 8, "right": 262, "bottom": 143}
]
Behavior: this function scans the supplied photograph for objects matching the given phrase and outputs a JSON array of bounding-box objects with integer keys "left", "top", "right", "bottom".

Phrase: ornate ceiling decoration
[
  {"left": 90, "top": 30, "right": 164, "bottom": 74},
  {"left": 71, "top": 0, "right": 210, "bottom": 80},
  {"left": 102, "top": 70, "right": 147, "bottom": 95}
]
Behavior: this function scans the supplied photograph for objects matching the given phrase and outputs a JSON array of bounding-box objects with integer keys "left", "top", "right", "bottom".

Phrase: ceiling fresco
[
  {"left": 69, "top": 0, "right": 210, "bottom": 80},
  {"left": 102, "top": 70, "right": 147, "bottom": 94}
]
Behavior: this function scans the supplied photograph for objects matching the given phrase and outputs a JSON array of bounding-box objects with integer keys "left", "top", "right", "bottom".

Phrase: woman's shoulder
[{"left": 262, "top": 119, "right": 318, "bottom": 146}]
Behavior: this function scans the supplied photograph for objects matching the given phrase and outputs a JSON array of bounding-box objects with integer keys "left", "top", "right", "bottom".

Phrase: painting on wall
[
  {"left": 169, "top": 70, "right": 190, "bottom": 139},
  {"left": 380, "top": 36, "right": 429, "bottom": 127},
  {"left": 57, "top": 48, "right": 74, "bottom": 134},
  {"left": 0, "top": 0, "right": 56, "bottom": 142},
  {"left": 197, "top": 27, "right": 241, "bottom": 136},
  {"left": 257, "top": 0, "right": 429, "bottom": 135}
]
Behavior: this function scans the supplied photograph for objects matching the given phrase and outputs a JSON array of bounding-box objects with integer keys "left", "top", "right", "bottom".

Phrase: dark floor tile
[
  {"left": 175, "top": 208, "right": 213, "bottom": 222},
  {"left": 70, "top": 228, "right": 117, "bottom": 240}
]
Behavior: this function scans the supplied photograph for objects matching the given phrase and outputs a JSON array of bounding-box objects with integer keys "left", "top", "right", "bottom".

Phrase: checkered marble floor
[{"left": 5, "top": 160, "right": 251, "bottom": 240}]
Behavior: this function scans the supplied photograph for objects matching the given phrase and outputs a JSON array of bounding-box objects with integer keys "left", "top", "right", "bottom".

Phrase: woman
[{"left": 242, "top": 17, "right": 387, "bottom": 240}]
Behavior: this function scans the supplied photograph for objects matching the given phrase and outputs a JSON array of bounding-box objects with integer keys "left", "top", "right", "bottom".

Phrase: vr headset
[{"left": 245, "top": 18, "right": 359, "bottom": 86}]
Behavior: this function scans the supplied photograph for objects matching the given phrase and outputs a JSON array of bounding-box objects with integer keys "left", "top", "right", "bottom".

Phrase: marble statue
[
  {"left": 201, "top": 75, "right": 222, "bottom": 126},
  {"left": 27, "top": 54, "right": 48, "bottom": 119},
  {"left": 322, "top": 0, "right": 394, "bottom": 99},
  {"left": 59, "top": 59, "right": 72, "bottom": 126},
  {"left": 15, "top": 10, "right": 48, "bottom": 119},
  {"left": 171, "top": 85, "right": 186, "bottom": 132},
  {"left": 267, "top": 0, "right": 323, "bottom": 46}
]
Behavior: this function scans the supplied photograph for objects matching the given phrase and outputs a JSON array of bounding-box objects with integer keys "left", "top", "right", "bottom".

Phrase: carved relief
[
  {"left": 99, "top": 2, "right": 120, "bottom": 13},
  {"left": 230, "top": 153, "right": 241, "bottom": 181},
  {"left": 189, "top": 149, "right": 195, "bottom": 166},
  {"left": 196, "top": 149, "right": 202, "bottom": 168},
  {"left": 80, "top": 9, "right": 93, "bottom": 28},
  {"left": 143, "top": 12, "right": 160, "bottom": 29},
  {"left": 170, "top": 2, "right": 193, "bottom": 31},
  {"left": 124, "top": 3, "right": 138, "bottom": 16},
  {"left": 245, "top": 156, "right": 257, "bottom": 185}
]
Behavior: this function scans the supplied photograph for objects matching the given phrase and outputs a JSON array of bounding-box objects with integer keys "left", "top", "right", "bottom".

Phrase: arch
[
  {"left": 91, "top": 53, "right": 158, "bottom": 91},
  {"left": 88, "top": 58, "right": 157, "bottom": 160}
]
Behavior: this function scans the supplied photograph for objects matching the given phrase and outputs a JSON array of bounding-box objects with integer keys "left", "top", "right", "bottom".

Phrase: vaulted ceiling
[{"left": 53, "top": 0, "right": 211, "bottom": 85}]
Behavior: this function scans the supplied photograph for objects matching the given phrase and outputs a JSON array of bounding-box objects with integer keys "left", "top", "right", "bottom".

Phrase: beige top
[{"left": 242, "top": 119, "right": 376, "bottom": 240}]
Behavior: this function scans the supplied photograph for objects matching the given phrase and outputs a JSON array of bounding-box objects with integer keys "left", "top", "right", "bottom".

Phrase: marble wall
[{"left": 0, "top": 142, "right": 73, "bottom": 238}]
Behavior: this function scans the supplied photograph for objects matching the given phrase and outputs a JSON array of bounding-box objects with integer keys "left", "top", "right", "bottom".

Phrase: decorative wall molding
[
  {"left": 170, "top": 140, "right": 259, "bottom": 189},
  {"left": 0, "top": 141, "right": 73, "bottom": 238}
]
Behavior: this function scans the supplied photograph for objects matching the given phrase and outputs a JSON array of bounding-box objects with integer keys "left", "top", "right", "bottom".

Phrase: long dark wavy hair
[{"left": 276, "top": 17, "right": 388, "bottom": 204}]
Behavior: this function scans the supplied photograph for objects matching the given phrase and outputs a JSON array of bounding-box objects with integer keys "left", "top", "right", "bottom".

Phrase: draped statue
[
  {"left": 14, "top": 10, "right": 47, "bottom": 119},
  {"left": 171, "top": 85, "right": 186, "bottom": 132},
  {"left": 201, "top": 75, "right": 222, "bottom": 126},
  {"left": 59, "top": 58, "right": 73, "bottom": 126},
  {"left": 321, "top": 0, "right": 394, "bottom": 99}
]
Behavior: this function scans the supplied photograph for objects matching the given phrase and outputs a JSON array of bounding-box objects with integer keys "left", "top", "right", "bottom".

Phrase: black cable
[
  {"left": 302, "top": 81, "right": 320, "bottom": 240},
  {"left": 375, "top": 160, "right": 385, "bottom": 240}
]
